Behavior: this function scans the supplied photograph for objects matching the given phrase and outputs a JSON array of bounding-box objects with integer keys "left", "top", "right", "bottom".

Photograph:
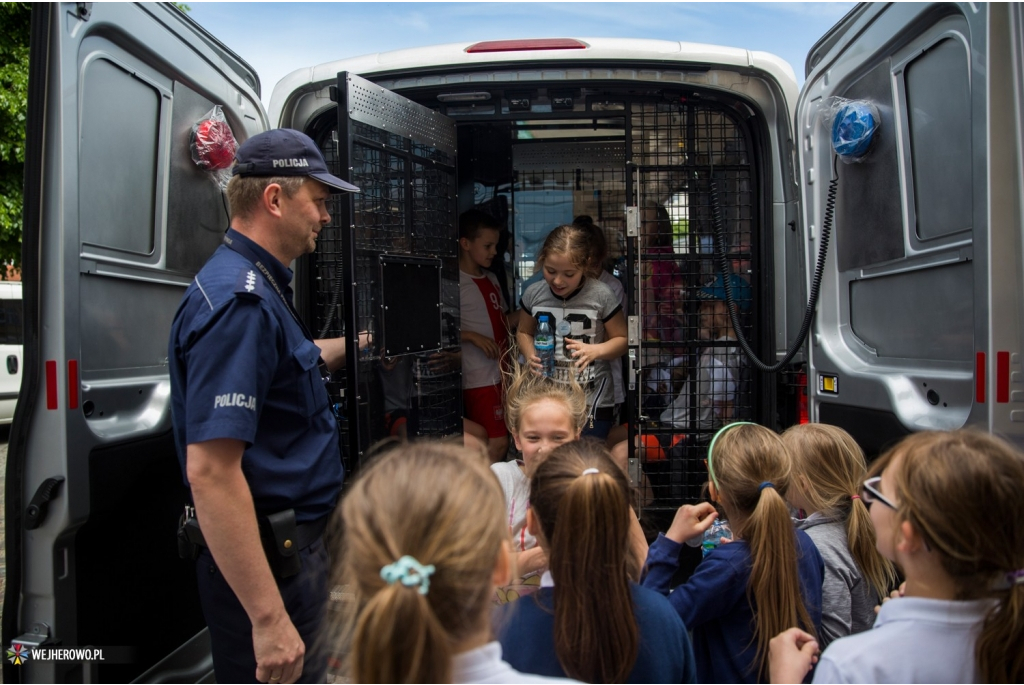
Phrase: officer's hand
[{"left": 253, "top": 612, "right": 305, "bottom": 684}]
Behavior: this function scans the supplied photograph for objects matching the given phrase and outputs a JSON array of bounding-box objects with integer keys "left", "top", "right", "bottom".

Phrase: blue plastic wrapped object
[{"left": 825, "top": 98, "right": 880, "bottom": 163}]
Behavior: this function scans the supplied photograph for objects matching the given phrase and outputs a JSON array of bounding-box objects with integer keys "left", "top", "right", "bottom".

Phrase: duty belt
[{"left": 179, "top": 507, "right": 327, "bottom": 578}]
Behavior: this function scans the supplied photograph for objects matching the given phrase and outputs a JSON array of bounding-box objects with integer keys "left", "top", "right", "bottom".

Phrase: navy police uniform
[{"left": 169, "top": 228, "right": 342, "bottom": 683}]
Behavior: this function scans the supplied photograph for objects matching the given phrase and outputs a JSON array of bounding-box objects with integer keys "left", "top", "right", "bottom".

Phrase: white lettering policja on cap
[{"left": 272, "top": 158, "right": 310, "bottom": 169}]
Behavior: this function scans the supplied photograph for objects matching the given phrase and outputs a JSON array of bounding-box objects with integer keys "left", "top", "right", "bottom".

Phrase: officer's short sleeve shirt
[{"left": 169, "top": 229, "right": 342, "bottom": 522}]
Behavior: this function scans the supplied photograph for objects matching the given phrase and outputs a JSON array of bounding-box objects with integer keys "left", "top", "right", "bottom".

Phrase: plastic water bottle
[
  {"left": 701, "top": 518, "right": 733, "bottom": 557},
  {"left": 535, "top": 315, "right": 556, "bottom": 378}
]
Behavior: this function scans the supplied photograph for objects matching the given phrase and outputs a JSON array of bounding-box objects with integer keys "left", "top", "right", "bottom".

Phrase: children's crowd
[
  {"left": 297, "top": 212, "right": 1024, "bottom": 684},
  {"left": 323, "top": 407, "right": 1024, "bottom": 684}
]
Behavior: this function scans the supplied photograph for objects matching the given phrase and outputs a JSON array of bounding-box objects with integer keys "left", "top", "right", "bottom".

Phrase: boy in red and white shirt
[{"left": 459, "top": 210, "right": 510, "bottom": 462}]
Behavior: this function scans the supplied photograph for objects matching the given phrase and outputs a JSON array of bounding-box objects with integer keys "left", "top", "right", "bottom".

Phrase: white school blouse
[{"left": 813, "top": 596, "right": 996, "bottom": 684}]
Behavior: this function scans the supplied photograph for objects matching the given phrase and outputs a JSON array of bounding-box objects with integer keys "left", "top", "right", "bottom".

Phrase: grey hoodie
[{"left": 795, "top": 511, "right": 879, "bottom": 648}]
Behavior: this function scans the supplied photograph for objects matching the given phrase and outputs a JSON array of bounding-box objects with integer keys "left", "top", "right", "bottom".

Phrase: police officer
[{"left": 169, "top": 129, "right": 358, "bottom": 684}]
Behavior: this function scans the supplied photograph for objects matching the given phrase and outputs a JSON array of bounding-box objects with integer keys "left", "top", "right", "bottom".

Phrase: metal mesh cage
[
  {"left": 630, "top": 101, "right": 757, "bottom": 509},
  {"left": 511, "top": 165, "right": 627, "bottom": 303}
]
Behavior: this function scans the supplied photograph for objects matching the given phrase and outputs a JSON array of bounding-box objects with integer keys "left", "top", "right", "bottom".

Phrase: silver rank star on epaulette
[{"left": 234, "top": 268, "right": 263, "bottom": 300}]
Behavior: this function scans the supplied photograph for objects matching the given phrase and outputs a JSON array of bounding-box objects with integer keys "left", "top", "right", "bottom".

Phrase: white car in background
[{"left": 0, "top": 280, "right": 22, "bottom": 424}]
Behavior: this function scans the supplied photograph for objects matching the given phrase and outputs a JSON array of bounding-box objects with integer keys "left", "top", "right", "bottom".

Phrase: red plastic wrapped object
[{"left": 190, "top": 105, "right": 238, "bottom": 188}]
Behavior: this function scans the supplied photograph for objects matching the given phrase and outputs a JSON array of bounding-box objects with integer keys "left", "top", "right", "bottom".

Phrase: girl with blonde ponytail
[
  {"left": 774, "top": 429, "right": 1024, "bottom": 683},
  {"left": 781, "top": 424, "right": 897, "bottom": 647},
  {"left": 327, "top": 441, "right": 572, "bottom": 684},
  {"left": 642, "top": 422, "right": 823, "bottom": 683}
]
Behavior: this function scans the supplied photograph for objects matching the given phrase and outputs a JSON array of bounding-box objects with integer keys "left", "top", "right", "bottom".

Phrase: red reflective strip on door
[
  {"left": 997, "top": 351, "right": 1010, "bottom": 403},
  {"left": 976, "top": 352, "right": 986, "bottom": 403},
  {"left": 45, "top": 360, "right": 58, "bottom": 410},
  {"left": 68, "top": 360, "right": 79, "bottom": 410}
]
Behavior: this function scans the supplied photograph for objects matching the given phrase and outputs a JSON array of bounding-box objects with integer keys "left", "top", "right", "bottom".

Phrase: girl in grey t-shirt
[{"left": 516, "top": 225, "right": 627, "bottom": 439}]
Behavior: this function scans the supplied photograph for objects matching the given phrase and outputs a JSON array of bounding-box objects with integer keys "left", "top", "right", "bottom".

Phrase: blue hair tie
[
  {"left": 758, "top": 481, "right": 775, "bottom": 493},
  {"left": 380, "top": 555, "right": 436, "bottom": 595}
]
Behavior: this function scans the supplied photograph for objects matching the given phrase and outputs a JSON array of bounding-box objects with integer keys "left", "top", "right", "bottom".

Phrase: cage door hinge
[
  {"left": 627, "top": 316, "right": 640, "bottom": 346},
  {"left": 627, "top": 456, "right": 640, "bottom": 488},
  {"left": 626, "top": 206, "right": 639, "bottom": 237}
]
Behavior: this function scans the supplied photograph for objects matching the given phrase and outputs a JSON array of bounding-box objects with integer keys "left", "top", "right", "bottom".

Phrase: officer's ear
[{"left": 262, "top": 182, "right": 285, "bottom": 218}]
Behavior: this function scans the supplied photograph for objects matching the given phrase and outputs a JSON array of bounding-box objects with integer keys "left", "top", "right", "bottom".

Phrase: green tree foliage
[{"left": 0, "top": 2, "right": 30, "bottom": 271}]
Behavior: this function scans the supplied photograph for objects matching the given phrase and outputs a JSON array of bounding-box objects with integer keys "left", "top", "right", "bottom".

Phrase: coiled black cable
[{"left": 709, "top": 154, "right": 838, "bottom": 373}]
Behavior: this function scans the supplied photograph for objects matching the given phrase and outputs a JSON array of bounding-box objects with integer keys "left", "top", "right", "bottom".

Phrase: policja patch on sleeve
[{"left": 234, "top": 268, "right": 264, "bottom": 301}]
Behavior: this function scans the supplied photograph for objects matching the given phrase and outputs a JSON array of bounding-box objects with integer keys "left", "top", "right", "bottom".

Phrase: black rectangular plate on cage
[{"left": 380, "top": 255, "right": 443, "bottom": 356}]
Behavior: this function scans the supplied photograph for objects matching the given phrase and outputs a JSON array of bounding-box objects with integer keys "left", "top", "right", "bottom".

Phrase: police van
[{"left": 6, "top": 2, "right": 1022, "bottom": 681}]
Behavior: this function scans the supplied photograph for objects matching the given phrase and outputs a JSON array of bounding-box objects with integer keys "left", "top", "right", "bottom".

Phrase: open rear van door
[
  {"left": 797, "top": 3, "right": 1024, "bottom": 454},
  {"left": 4, "top": 4, "right": 268, "bottom": 681},
  {"left": 322, "top": 72, "right": 461, "bottom": 464}
]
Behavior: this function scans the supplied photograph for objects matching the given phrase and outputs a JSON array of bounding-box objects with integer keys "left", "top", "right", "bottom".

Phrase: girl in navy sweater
[
  {"left": 642, "top": 422, "right": 824, "bottom": 683},
  {"left": 498, "top": 440, "right": 696, "bottom": 683}
]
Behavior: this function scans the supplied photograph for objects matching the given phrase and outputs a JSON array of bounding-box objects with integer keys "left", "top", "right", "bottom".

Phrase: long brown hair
[
  {"left": 328, "top": 441, "right": 508, "bottom": 683},
  {"left": 781, "top": 423, "right": 897, "bottom": 601},
  {"left": 529, "top": 440, "right": 639, "bottom": 683},
  {"left": 709, "top": 423, "right": 816, "bottom": 676},
  {"left": 874, "top": 430, "right": 1024, "bottom": 683}
]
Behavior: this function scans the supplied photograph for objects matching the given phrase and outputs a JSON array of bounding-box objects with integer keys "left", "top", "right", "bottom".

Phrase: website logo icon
[{"left": 6, "top": 644, "right": 31, "bottom": 665}]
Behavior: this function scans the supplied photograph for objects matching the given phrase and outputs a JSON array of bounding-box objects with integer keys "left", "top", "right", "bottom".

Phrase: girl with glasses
[
  {"left": 771, "top": 429, "right": 1024, "bottom": 683},
  {"left": 781, "top": 424, "right": 897, "bottom": 648}
]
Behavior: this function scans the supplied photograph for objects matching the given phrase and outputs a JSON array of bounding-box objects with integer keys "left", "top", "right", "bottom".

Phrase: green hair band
[{"left": 706, "top": 421, "right": 758, "bottom": 490}]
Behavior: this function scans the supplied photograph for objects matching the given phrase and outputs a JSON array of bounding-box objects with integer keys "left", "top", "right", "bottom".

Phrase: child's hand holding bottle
[{"left": 665, "top": 501, "right": 718, "bottom": 544}]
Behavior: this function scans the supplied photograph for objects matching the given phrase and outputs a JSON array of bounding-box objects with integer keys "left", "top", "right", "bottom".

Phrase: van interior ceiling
[{"left": 301, "top": 81, "right": 777, "bottom": 517}]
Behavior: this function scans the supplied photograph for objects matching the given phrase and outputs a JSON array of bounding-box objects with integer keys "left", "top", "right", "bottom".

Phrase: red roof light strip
[{"left": 466, "top": 39, "right": 588, "bottom": 53}]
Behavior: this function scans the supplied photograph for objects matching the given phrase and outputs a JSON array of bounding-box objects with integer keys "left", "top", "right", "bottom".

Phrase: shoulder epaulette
[{"left": 234, "top": 267, "right": 264, "bottom": 300}]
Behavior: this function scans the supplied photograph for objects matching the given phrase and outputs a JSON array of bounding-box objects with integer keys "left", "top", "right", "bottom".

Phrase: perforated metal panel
[
  {"left": 345, "top": 72, "right": 457, "bottom": 159},
  {"left": 333, "top": 73, "right": 461, "bottom": 463}
]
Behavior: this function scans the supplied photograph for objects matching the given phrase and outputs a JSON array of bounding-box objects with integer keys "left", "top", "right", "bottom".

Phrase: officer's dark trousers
[{"left": 196, "top": 538, "right": 330, "bottom": 683}]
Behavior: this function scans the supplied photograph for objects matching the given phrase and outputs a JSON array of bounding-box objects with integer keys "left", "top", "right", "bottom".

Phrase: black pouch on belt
[
  {"left": 177, "top": 505, "right": 203, "bottom": 561},
  {"left": 262, "top": 509, "right": 301, "bottom": 579}
]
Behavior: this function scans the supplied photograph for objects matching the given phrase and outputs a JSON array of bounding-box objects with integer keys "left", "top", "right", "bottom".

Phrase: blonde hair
[
  {"left": 225, "top": 175, "right": 306, "bottom": 220},
  {"left": 528, "top": 440, "right": 639, "bottom": 682},
  {"left": 709, "top": 423, "right": 816, "bottom": 677},
  {"left": 781, "top": 424, "right": 897, "bottom": 601},
  {"left": 536, "top": 224, "right": 596, "bottom": 275},
  {"left": 328, "top": 441, "right": 507, "bottom": 683},
  {"left": 503, "top": 358, "right": 587, "bottom": 437},
  {"left": 873, "top": 430, "right": 1024, "bottom": 683}
]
